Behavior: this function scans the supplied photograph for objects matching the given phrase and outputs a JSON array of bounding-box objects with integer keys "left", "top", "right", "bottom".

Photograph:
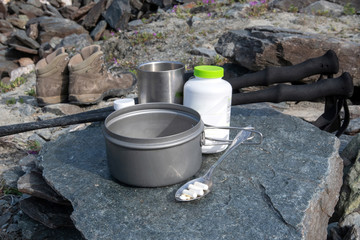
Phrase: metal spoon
[{"left": 175, "top": 127, "right": 262, "bottom": 202}]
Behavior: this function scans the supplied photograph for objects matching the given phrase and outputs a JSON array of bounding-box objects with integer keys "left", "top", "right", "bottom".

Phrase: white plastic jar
[{"left": 183, "top": 65, "right": 232, "bottom": 154}]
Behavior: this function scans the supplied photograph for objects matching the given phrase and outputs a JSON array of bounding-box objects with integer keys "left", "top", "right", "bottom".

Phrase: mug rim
[{"left": 137, "top": 61, "right": 184, "bottom": 72}]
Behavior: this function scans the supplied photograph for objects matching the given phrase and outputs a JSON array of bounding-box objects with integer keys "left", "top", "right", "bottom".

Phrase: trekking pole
[
  {"left": 231, "top": 72, "right": 353, "bottom": 105},
  {"left": 0, "top": 106, "right": 114, "bottom": 137},
  {"left": 228, "top": 50, "right": 339, "bottom": 89}
]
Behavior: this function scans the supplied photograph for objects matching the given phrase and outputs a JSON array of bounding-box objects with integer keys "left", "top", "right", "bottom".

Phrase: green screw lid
[{"left": 194, "top": 65, "right": 224, "bottom": 79}]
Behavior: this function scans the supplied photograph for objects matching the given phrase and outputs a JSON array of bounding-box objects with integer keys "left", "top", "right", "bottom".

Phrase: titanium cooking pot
[
  {"left": 103, "top": 103, "right": 203, "bottom": 187},
  {"left": 103, "top": 103, "right": 246, "bottom": 187}
]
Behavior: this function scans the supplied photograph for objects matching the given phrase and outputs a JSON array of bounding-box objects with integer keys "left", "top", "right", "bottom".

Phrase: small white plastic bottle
[{"left": 183, "top": 65, "right": 232, "bottom": 154}]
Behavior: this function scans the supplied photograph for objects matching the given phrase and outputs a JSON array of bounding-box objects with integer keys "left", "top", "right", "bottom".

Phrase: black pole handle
[
  {"left": 231, "top": 72, "right": 353, "bottom": 105},
  {"left": 228, "top": 50, "right": 339, "bottom": 89}
]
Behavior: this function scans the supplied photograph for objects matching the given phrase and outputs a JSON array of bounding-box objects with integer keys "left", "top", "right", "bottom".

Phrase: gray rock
[
  {"left": 2, "top": 166, "right": 24, "bottom": 188},
  {"left": 17, "top": 103, "right": 36, "bottom": 116},
  {"left": 338, "top": 134, "right": 354, "bottom": 154},
  {"left": 334, "top": 147, "right": 360, "bottom": 220},
  {"left": 28, "top": 134, "right": 46, "bottom": 147},
  {"left": 345, "top": 118, "right": 360, "bottom": 135},
  {"left": 0, "top": 50, "right": 20, "bottom": 77},
  {"left": 58, "top": 5, "right": 79, "bottom": 19},
  {"left": 12, "top": 29, "right": 40, "bottom": 49},
  {"left": 224, "top": 3, "right": 247, "bottom": 18},
  {"left": 127, "top": 19, "right": 144, "bottom": 29},
  {"left": 0, "top": 199, "right": 9, "bottom": 210},
  {"left": 327, "top": 0, "right": 360, "bottom": 10},
  {"left": 338, "top": 212, "right": 360, "bottom": 240},
  {"left": 102, "top": 0, "right": 131, "bottom": 30},
  {"left": 0, "top": 19, "right": 14, "bottom": 36},
  {"left": 0, "top": 212, "right": 11, "bottom": 227},
  {"left": 27, "top": 0, "right": 42, "bottom": 8},
  {"left": 189, "top": 47, "right": 217, "bottom": 58},
  {"left": 26, "top": 16, "right": 88, "bottom": 44},
  {"left": 45, "top": 3, "right": 64, "bottom": 18},
  {"left": 16, "top": 95, "right": 37, "bottom": 105},
  {"left": 42, "top": 103, "right": 83, "bottom": 116},
  {"left": 38, "top": 104, "right": 342, "bottom": 240},
  {"left": 82, "top": 0, "right": 107, "bottom": 29},
  {"left": 8, "top": 43, "right": 38, "bottom": 55},
  {"left": 18, "top": 214, "right": 84, "bottom": 240},
  {"left": 269, "top": 0, "right": 318, "bottom": 11},
  {"left": 6, "top": 15, "right": 29, "bottom": 29},
  {"left": 0, "top": 33, "right": 7, "bottom": 44},
  {"left": 36, "top": 128, "right": 53, "bottom": 141},
  {"left": 90, "top": 20, "right": 107, "bottom": 41},
  {"left": 16, "top": 2, "right": 44, "bottom": 18},
  {"left": 18, "top": 154, "right": 38, "bottom": 173},
  {"left": 303, "top": 1, "right": 344, "bottom": 17},
  {"left": 37, "top": 113, "right": 58, "bottom": 121},
  {"left": 46, "top": 37, "right": 62, "bottom": 49},
  {"left": 215, "top": 26, "right": 360, "bottom": 86},
  {"left": 57, "top": 33, "right": 93, "bottom": 53},
  {"left": 19, "top": 197, "right": 74, "bottom": 229},
  {"left": 6, "top": 223, "right": 20, "bottom": 233},
  {"left": 341, "top": 133, "right": 360, "bottom": 163},
  {"left": 349, "top": 105, "right": 360, "bottom": 119},
  {"left": 17, "top": 171, "right": 71, "bottom": 205}
]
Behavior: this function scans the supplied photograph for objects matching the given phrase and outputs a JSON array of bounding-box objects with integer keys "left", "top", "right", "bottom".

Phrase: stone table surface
[{"left": 38, "top": 104, "right": 342, "bottom": 240}]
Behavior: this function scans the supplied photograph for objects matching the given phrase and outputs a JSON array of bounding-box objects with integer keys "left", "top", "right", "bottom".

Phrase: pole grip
[{"left": 228, "top": 50, "right": 339, "bottom": 89}]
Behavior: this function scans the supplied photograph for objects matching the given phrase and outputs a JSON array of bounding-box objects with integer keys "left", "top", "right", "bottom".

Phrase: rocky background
[{"left": 0, "top": 0, "right": 359, "bottom": 239}]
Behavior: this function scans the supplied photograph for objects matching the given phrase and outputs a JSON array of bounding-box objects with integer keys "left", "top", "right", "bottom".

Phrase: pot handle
[{"left": 202, "top": 125, "right": 263, "bottom": 146}]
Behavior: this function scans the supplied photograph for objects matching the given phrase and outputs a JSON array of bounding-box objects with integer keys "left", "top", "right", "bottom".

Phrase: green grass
[
  {"left": 0, "top": 179, "right": 22, "bottom": 197},
  {"left": 344, "top": 3, "right": 356, "bottom": 15},
  {"left": 6, "top": 98, "right": 16, "bottom": 105},
  {"left": 0, "top": 77, "right": 26, "bottom": 93},
  {"left": 25, "top": 88, "right": 36, "bottom": 97}
]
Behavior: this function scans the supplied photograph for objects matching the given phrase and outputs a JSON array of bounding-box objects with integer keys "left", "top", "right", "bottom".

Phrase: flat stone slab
[{"left": 38, "top": 104, "right": 342, "bottom": 240}]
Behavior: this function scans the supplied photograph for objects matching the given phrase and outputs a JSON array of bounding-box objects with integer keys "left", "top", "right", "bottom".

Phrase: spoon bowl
[{"left": 175, "top": 177, "right": 212, "bottom": 201}]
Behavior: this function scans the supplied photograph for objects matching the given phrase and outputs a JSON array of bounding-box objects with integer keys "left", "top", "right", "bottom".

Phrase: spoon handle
[{"left": 203, "top": 127, "right": 253, "bottom": 181}]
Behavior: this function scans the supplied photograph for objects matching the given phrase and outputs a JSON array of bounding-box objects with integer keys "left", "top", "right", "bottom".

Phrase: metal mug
[{"left": 137, "top": 61, "right": 185, "bottom": 104}]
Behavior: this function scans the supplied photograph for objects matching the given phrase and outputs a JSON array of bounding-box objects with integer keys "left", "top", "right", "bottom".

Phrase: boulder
[
  {"left": 215, "top": 26, "right": 360, "bottom": 86},
  {"left": 38, "top": 104, "right": 342, "bottom": 240},
  {"left": 82, "top": 0, "right": 108, "bottom": 30},
  {"left": 327, "top": 0, "right": 360, "bottom": 10},
  {"left": 26, "top": 16, "right": 88, "bottom": 44},
  {"left": 303, "top": 1, "right": 344, "bottom": 17},
  {"left": 271, "top": 0, "right": 360, "bottom": 11},
  {"left": 102, "top": 0, "right": 132, "bottom": 30}
]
